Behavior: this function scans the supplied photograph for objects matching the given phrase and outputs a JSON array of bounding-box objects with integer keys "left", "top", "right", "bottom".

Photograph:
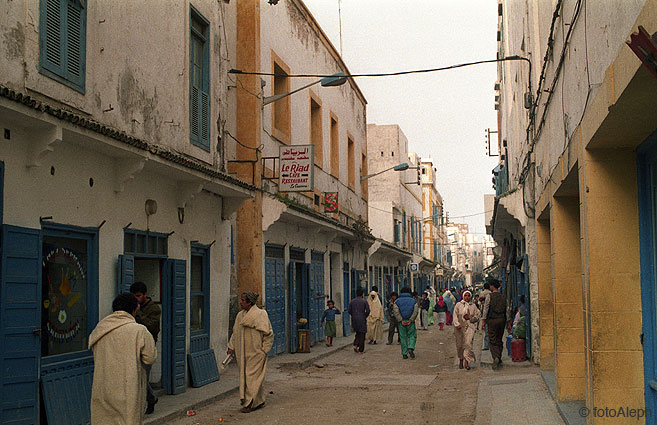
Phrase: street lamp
[
  {"left": 262, "top": 72, "right": 347, "bottom": 107},
  {"left": 360, "top": 162, "right": 409, "bottom": 181}
]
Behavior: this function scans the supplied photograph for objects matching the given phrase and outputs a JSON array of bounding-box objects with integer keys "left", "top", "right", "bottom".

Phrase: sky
[{"left": 302, "top": 0, "right": 500, "bottom": 235}]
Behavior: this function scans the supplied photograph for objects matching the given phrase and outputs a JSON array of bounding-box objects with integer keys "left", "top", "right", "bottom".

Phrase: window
[
  {"left": 402, "top": 211, "right": 407, "bottom": 247},
  {"left": 330, "top": 114, "right": 339, "bottom": 177},
  {"left": 272, "top": 53, "right": 291, "bottom": 143},
  {"left": 394, "top": 220, "right": 400, "bottom": 245},
  {"left": 190, "top": 244, "right": 210, "bottom": 332},
  {"left": 124, "top": 229, "right": 168, "bottom": 257},
  {"left": 347, "top": 136, "right": 355, "bottom": 189},
  {"left": 190, "top": 7, "right": 210, "bottom": 151},
  {"left": 41, "top": 226, "right": 97, "bottom": 357},
  {"left": 310, "top": 94, "right": 322, "bottom": 167},
  {"left": 39, "top": 0, "right": 87, "bottom": 93}
]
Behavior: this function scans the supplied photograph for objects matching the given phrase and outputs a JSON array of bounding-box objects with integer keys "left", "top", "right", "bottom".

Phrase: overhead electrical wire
[{"left": 229, "top": 55, "right": 530, "bottom": 79}]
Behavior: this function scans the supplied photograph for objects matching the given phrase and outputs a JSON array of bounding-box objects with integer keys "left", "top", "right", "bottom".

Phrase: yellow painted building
[{"left": 490, "top": 0, "right": 657, "bottom": 423}]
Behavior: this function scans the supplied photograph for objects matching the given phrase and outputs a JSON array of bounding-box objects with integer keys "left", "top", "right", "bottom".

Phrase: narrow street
[{"left": 167, "top": 324, "right": 561, "bottom": 425}]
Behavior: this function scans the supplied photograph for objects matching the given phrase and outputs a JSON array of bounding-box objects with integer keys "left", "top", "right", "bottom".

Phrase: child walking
[{"left": 321, "top": 300, "right": 341, "bottom": 346}]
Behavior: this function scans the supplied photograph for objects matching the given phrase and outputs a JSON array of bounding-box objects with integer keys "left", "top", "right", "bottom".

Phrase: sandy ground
[{"left": 169, "top": 323, "right": 483, "bottom": 425}]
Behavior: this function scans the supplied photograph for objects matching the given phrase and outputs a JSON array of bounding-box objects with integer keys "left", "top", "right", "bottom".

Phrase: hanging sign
[
  {"left": 324, "top": 192, "right": 338, "bottom": 213},
  {"left": 279, "top": 145, "right": 314, "bottom": 192},
  {"left": 409, "top": 263, "right": 419, "bottom": 272}
]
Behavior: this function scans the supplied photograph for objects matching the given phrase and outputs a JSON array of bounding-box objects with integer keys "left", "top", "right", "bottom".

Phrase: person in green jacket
[{"left": 130, "top": 282, "right": 161, "bottom": 415}]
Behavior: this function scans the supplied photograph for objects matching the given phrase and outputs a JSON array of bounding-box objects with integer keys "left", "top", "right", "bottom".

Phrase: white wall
[{"left": 259, "top": 0, "right": 368, "bottom": 223}]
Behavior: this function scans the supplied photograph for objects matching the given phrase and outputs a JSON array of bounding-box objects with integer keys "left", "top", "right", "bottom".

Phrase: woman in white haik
[{"left": 452, "top": 290, "right": 481, "bottom": 370}]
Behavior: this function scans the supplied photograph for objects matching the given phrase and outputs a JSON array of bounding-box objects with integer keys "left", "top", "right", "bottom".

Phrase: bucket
[{"left": 511, "top": 338, "right": 527, "bottom": 362}]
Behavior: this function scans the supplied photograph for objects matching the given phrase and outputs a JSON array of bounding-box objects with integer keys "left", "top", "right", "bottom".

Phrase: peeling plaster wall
[
  {"left": 0, "top": 113, "right": 232, "bottom": 376},
  {"left": 500, "top": 0, "right": 645, "bottom": 197},
  {"left": 259, "top": 0, "right": 368, "bottom": 223},
  {"left": 1, "top": 0, "right": 236, "bottom": 169},
  {"left": 498, "top": 0, "right": 648, "bottom": 369}
]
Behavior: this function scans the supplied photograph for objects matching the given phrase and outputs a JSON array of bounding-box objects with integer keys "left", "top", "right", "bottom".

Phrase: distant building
[{"left": 366, "top": 124, "right": 435, "bottom": 292}]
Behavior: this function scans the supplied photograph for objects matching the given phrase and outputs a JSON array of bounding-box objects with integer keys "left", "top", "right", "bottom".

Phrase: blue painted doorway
[
  {"left": 637, "top": 130, "right": 657, "bottom": 416},
  {"left": 264, "top": 244, "right": 285, "bottom": 356},
  {"left": 342, "top": 262, "right": 351, "bottom": 337}
]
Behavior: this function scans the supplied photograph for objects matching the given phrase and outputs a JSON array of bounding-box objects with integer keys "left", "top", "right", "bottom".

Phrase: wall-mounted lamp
[{"left": 145, "top": 199, "right": 157, "bottom": 216}]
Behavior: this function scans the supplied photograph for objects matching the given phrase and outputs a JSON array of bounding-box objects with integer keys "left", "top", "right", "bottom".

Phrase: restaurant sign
[{"left": 279, "top": 145, "right": 314, "bottom": 192}]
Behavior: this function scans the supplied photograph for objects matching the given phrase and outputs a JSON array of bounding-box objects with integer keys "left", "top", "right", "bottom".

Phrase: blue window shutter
[
  {"left": 40, "top": 0, "right": 64, "bottom": 76},
  {"left": 64, "top": 0, "right": 86, "bottom": 91},
  {"left": 117, "top": 254, "right": 135, "bottom": 295},
  {"left": 190, "top": 85, "right": 200, "bottom": 145},
  {"left": 171, "top": 259, "right": 187, "bottom": 394},
  {"left": 199, "top": 89, "right": 210, "bottom": 150},
  {"left": 190, "top": 8, "right": 211, "bottom": 152},
  {"left": 39, "top": 0, "right": 86, "bottom": 93}
]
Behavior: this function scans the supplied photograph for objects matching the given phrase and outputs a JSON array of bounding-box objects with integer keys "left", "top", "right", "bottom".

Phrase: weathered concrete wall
[
  {"left": 0, "top": 111, "right": 233, "bottom": 384},
  {"left": 259, "top": 0, "right": 367, "bottom": 223},
  {"left": 0, "top": 0, "right": 236, "bottom": 168},
  {"left": 367, "top": 124, "right": 423, "bottom": 253}
]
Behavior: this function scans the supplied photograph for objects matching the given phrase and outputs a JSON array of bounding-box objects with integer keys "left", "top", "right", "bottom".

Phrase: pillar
[
  {"left": 550, "top": 194, "right": 585, "bottom": 401},
  {"left": 537, "top": 216, "right": 554, "bottom": 370},
  {"left": 235, "top": 0, "right": 263, "bottom": 299},
  {"left": 579, "top": 148, "right": 644, "bottom": 422}
]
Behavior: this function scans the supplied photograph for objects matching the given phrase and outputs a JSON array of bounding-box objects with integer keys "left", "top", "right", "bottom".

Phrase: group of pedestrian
[{"left": 88, "top": 277, "right": 514, "bottom": 422}]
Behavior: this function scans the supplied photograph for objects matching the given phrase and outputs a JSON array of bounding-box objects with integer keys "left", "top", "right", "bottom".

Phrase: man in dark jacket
[
  {"left": 393, "top": 287, "right": 419, "bottom": 359},
  {"left": 130, "top": 282, "right": 161, "bottom": 414},
  {"left": 481, "top": 279, "right": 512, "bottom": 370},
  {"left": 386, "top": 292, "right": 401, "bottom": 345},
  {"left": 348, "top": 287, "right": 370, "bottom": 354}
]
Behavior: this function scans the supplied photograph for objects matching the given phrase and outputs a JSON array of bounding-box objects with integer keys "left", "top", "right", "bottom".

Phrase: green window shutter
[
  {"left": 190, "top": 7, "right": 210, "bottom": 152},
  {"left": 199, "top": 90, "right": 210, "bottom": 150},
  {"left": 190, "top": 85, "right": 200, "bottom": 144},
  {"left": 39, "top": 0, "right": 86, "bottom": 93},
  {"left": 64, "top": 0, "right": 85, "bottom": 90},
  {"left": 40, "top": 0, "right": 64, "bottom": 76}
]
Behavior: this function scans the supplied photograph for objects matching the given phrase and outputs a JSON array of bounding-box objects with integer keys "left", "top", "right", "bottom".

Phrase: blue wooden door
[
  {"left": 309, "top": 259, "right": 324, "bottom": 345},
  {"left": 637, "top": 135, "right": 657, "bottom": 415},
  {"left": 117, "top": 254, "right": 134, "bottom": 295},
  {"left": 343, "top": 263, "right": 351, "bottom": 337},
  {"left": 162, "top": 259, "right": 186, "bottom": 395},
  {"left": 288, "top": 262, "right": 297, "bottom": 353},
  {"left": 0, "top": 225, "right": 41, "bottom": 425},
  {"left": 265, "top": 257, "right": 285, "bottom": 355}
]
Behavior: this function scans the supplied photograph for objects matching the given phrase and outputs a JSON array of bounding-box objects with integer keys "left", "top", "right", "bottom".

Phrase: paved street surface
[{"left": 163, "top": 323, "right": 563, "bottom": 425}]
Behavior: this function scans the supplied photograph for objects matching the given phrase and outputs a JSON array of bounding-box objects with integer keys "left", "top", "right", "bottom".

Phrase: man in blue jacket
[{"left": 393, "top": 287, "right": 419, "bottom": 359}]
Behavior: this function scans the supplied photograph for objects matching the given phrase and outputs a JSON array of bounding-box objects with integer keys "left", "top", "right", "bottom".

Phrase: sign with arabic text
[{"left": 279, "top": 145, "right": 314, "bottom": 192}]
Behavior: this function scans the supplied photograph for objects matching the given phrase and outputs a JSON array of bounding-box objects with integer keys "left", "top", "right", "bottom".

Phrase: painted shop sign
[
  {"left": 324, "top": 192, "right": 338, "bottom": 213},
  {"left": 279, "top": 145, "right": 314, "bottom": 192}
]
